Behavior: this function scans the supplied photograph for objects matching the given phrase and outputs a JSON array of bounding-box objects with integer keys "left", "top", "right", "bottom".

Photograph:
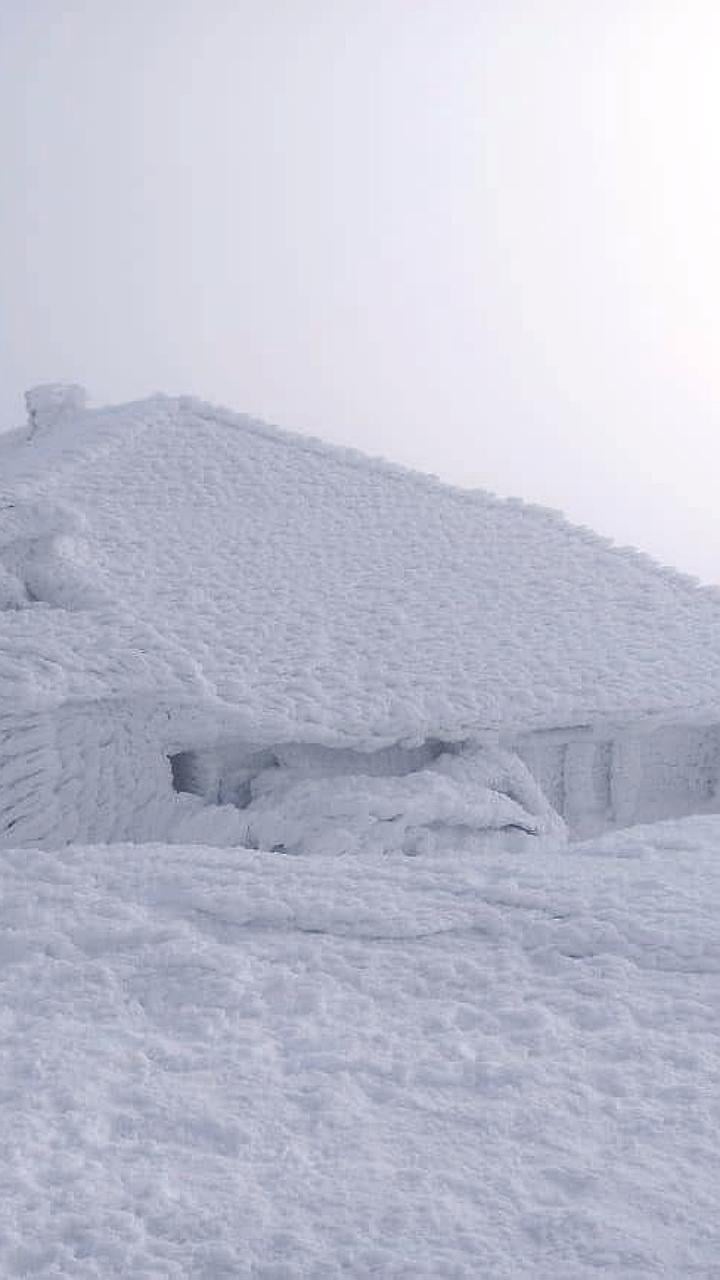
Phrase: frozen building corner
[{"left": 25, "top": 383, "right": 87, "bottom": 437}]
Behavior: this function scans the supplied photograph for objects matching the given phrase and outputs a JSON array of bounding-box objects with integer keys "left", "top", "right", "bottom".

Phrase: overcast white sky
[{"left": 2, "top": 1, "right": 719, "bottom": 582}]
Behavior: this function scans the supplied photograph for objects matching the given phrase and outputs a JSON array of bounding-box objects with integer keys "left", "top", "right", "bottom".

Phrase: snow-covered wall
[
  {"left": 0, "top": 701, "right": 202, "bottom": 848},
  {"left": 1, "top": 704, "right": 568, "bottom": 854},
  {"left": 7, "top": 387, "right": 720, "bottom": 747},
  {"left": 2, "top": 703, "right": 719, "bottom": 852},
  {"left": 168, "top": 738, "right": 566, "bottom": 856},
  {"left": 166, "top": 720, "right": 720, "bottom": 850},
  {"left": 514, "top": 723, "right": 720, "bottom": 837}
]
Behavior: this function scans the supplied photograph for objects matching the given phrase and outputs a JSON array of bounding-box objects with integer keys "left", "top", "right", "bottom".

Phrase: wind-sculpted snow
[
  {"left": 219, "top": 743, "right": 566, "bottom": 854},
  {"left": 3, "top": 388, "right": 720, "bottom": 744},
  {"left": 1, "top": 818, "right": 719, "bottom": 1276}
]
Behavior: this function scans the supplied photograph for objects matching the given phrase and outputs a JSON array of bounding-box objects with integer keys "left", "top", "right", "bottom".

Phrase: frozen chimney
[{"left": 25, "top": 384, "right": 87, "bottom": 437}]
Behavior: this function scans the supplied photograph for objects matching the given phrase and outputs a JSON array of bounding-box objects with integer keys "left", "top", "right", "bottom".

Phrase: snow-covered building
[{"left": 2, "top": 384, "right": 720, "bottom": 852}]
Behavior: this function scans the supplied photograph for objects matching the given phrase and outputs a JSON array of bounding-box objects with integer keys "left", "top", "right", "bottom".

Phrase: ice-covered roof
[{"left": 3, "top": 384, "right": 720, "bottom": 743}]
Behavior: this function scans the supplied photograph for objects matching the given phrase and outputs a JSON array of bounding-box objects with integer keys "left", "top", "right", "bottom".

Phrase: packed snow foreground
[
  {"left": 2, "top": 386, "right": 720, "bottom": 1275},
  {"left": 2, "top": 819, "right": 720, "bottom": 1277}
]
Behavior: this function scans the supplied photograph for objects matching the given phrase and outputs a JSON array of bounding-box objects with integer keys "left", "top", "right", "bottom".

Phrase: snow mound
[
  {"left": 0, "top": 494, "right": 104, "bottom": 612},
  {"left": 1, "top": 816, "right": 719, "bottom": 1277}
]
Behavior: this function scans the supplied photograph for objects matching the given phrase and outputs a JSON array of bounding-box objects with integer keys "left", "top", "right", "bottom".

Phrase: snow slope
[
  {"left": 2, "top": 817, "right": 719, "bottom": 1278},
  {"left": 4, "top": 387, "right": 720, "bottom": 741}
]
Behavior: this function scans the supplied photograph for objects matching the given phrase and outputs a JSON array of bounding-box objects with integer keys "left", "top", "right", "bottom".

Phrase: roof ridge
[
  {"left": 178, "top": 395, "right": 716, "bottom": 602},
  {"left": 6, "top": 388, "right": 716, "bottom": 604}
]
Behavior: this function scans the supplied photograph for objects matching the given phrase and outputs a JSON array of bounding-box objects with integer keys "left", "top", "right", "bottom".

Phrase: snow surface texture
[
  {"left": 4, "top": 385, "right": 720, "bottom": 741},
  {"left": 173, "top": 723, "right": 720, "bottom": 846},
  {"left": 2, "top": 816, "right": 719, "bottom": 1278}
]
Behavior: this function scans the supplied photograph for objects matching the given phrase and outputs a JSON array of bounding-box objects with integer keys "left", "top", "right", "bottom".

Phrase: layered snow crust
[{"left": 2, "top": 817, "right": 719, "bottom": 1277}]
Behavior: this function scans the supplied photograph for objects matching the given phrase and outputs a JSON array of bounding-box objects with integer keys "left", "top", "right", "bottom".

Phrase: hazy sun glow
[{"left": 609, "top": 7, "right": 720, "bottom": 379}]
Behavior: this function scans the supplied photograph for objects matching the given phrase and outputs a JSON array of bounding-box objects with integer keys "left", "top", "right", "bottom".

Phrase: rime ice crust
[
  {"left": 2, "top": 388, "right": 720, "bottom": 848},
  {"left": 3, "top": 388, "right": 720, "bottom": 739}
]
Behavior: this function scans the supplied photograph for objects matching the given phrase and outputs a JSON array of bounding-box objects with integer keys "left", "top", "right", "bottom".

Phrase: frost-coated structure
[{"left": 2, "top": 384, "right": 720, "bottom": 850}]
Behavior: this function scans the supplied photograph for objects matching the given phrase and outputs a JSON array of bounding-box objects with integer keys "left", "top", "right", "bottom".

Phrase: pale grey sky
[{"left": 2, "top": 1, "right": 719, "bottom": 582}]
